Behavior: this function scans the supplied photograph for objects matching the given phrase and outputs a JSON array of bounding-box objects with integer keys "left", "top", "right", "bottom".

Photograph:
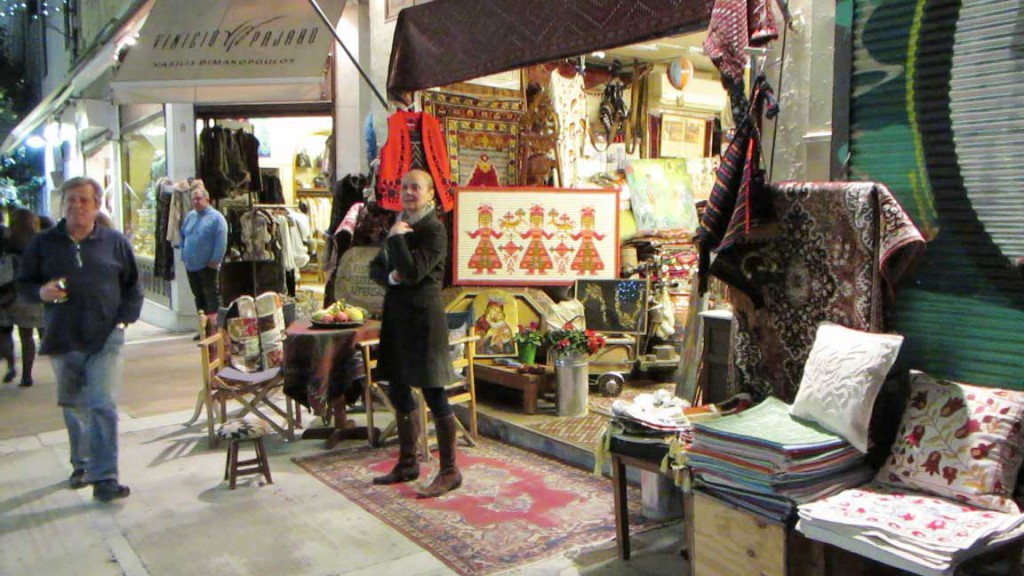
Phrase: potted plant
[
  {"left": 512, "top": 321, "right": 543, "bottom": 364},
  {"left": 544, "top": 323, "right": 607, "bottom": 417}
]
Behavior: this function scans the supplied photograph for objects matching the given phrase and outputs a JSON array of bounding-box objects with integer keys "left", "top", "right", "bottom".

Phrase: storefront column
[{"left": 334, "top": 0, "right": 364, "bottom": 177}]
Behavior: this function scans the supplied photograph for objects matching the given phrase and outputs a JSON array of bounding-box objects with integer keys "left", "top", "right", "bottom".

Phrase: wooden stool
[{"left": 216, "top": 419, "right": 273, "bottom": 489}]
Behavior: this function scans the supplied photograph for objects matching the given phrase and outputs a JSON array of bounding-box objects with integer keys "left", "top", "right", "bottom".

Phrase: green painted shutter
[{"left": 849, "top": 0, "right": 1024, "bottom": 389}]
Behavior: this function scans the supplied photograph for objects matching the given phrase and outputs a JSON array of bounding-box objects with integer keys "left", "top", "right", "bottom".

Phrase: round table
[{"left": 283, "top": 319, "right": 380, "bottom": 447}]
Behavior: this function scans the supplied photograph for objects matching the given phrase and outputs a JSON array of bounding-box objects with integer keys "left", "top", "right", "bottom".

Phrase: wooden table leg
[
  {"left": 612, "top": 454, "right": 630, "bottom": 560},
  {"left": 523, "top": 381, "right": 539, "bottom": 415}
]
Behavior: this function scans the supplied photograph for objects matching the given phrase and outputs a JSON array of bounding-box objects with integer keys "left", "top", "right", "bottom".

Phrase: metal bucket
[{"left": 554, "top": 353, "right": 589, "bottom": 417}]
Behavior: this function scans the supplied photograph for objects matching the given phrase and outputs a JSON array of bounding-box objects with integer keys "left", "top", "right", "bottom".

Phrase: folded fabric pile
[
  {"left": 610, "top": 389, "right": 691, "bottom": 434},
  {"left": 687, "top": 397, "right": 873, "bottom": 521},
  {"left": 796, "top": 485, "right": 1024, "bottom": 576}
]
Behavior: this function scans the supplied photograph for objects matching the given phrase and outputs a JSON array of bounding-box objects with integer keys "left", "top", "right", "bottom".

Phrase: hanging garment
[
  {"left": 378, "top": 110, "right": 454, "bottom": 212},
  {"left": 550, "top": 71, "right": 588, "bottom": 187},
  {"left": 696, "top": 75, "right": 779, "bottom": 305},
  {"left": 703, "top": 0, "right": 780, "bottom": 88},
  {"left": 153, "top": 182, "right": 175, "bottom": 280}
]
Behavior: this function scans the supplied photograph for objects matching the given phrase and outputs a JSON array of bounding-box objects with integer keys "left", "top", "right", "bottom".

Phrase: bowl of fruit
[{"left": 310, "top": 300, "right": 369, "bottom": 329}]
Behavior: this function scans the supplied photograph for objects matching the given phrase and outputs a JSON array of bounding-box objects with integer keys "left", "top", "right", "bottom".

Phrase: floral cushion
[
  {"left": 216, "top": 418, "right": 269, "bottom": 440},
  {"left": 876, "top": 370, "right": 1024, "bottom": 513},
  {"left": 791, "top": 323, "right": 904, "bottom": 453}
]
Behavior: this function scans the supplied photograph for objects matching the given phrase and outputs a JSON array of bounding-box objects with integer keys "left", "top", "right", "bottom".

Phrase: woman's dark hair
[
  {"left": 38, "top": 215, "right": 55, "bottom": 230},
  {"left": 9, "top": 208, "right": 39, "bottom": 250}
]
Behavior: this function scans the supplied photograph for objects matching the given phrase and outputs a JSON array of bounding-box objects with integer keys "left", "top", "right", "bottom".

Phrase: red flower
[
  {"left": 923, "top": 451, "right": 942, "bottom": 476},
  {"left": 906, "top": 425, "right": 926, "bottom": 447},
  {"left": 558, "top": 338, "right": 570, "bottom": 349},
  {"left": 942, "top": 466, "right": 959, "bottom": 485},
  {"left": 563, "top": 322, "right": 575, "bottom": 330},
  {"left": 940, "top": 397, "right": 966, "bottom": 417},
  {"left": 954, "top": 419, "right": 980, "bottom": 439},
  {"left": 971, "top": 443, "right": 992, "bottom": 460},
  {"left": 528, "top": 321, "right": 539, "bottom": 330}
]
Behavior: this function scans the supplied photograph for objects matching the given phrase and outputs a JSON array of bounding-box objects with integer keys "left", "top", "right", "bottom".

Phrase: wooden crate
[{"left": 691, "top": 491, "right": 787, "bottom": 576}]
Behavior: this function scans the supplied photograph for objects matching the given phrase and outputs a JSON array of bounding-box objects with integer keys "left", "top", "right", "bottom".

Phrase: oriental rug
[
  {"left": 527, "top": 412, "right": 609, "bottom": 449},
  {"left": 421, "top": 91, "right": 524, "bottom": 188},
  {"left": 293, "top": 438, "right": 664, "bottom": 576}
]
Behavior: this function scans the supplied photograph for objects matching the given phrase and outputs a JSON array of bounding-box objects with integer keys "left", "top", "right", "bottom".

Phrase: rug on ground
[{"left": 293, "top": 437, "right": 669, "bottom": 575}]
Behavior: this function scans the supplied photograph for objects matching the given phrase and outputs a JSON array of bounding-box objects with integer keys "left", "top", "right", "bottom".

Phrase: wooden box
[{"left": 692, "top": 491, "right": 786, "bottom": 576}]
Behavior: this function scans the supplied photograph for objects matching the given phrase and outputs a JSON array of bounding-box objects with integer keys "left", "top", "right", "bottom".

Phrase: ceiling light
[{"left": 25, "top": 135, "right": 46, "bottom": 149}]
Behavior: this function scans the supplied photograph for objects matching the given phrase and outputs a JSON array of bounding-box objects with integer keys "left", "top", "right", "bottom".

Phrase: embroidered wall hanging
[
  {"left": 454, "top": 187, "right": 620, "bottom": 286},
  {"left": 421, "top": 91, "right": 524, "bottom": 188}
]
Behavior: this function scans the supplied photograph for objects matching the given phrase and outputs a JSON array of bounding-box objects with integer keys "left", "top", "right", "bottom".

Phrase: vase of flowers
[
  {"left": 545, "top": 323, "right": 607, "bottom": 417},
  {"left": 513, "top": 322, "right": 543, "bottom": 364}
]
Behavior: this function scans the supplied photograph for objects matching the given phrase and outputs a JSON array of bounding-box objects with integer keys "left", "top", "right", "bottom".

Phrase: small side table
[{"left": 473, "top": 362, "right": 553, "bottom": 415}]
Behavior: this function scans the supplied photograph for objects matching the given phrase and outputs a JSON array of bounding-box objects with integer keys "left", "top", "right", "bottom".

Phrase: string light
[{"left": 0, "top": 0, "right": 65, "bottom": 20}]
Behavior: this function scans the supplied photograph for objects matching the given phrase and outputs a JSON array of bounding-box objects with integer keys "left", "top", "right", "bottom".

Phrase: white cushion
[{"left": 790, "top": 322, "right": 904, "bottom": 453}]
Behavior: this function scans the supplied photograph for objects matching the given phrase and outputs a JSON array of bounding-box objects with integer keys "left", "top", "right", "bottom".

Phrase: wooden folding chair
[{"left": 197, "top": 325, "right": 297, "bottom": 448}]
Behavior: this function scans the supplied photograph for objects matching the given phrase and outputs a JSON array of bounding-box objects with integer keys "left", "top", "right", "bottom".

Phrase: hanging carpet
[
  {"left": 293, "top": 438, "right": 668, "bottom": 576},
  {"left": 727, "top": 181, "right": 925, "bottom": 403},
  {"left": 421, "top": 91, "right": 525, "bottom": 188}
]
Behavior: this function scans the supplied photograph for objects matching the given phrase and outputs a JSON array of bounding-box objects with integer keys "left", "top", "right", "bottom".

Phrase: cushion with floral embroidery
[{"left": 876, "top": 370, "right": 1024, "bottom": 513}]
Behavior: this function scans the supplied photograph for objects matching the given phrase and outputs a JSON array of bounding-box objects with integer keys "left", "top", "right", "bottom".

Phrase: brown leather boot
[
  {"left": 417, "top": 414, "right": 462, "bottom": 498},
  {"left": 372, "top": 412, "right": 420, "bottom": 485}
]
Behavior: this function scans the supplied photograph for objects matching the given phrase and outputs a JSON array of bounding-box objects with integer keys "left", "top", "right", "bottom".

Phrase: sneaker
[
  {"left": 68, "top": 469, "right": 87, "bottom": 489},
  {"left": 93, "top": 480, "right": 130, "bottom": 502}
]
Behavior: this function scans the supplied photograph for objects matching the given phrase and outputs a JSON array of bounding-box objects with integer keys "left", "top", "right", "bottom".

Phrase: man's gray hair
[{"left": 61, "top": 177, "right": 103, "bottom": 205}]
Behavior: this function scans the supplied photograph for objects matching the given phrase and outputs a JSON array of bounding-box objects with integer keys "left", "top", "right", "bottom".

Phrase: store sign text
[{"left": 151, "top": 17, "right": 321, "bottom": 53}]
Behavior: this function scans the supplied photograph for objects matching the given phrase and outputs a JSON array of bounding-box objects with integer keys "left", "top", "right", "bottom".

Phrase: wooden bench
[{"left": 473, "top": 361, "right": 553, "bottom": 415}]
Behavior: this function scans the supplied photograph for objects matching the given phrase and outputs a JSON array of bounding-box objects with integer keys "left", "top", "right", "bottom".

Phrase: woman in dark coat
[{"left": 369, "top": 169, "right": 459, "bottom": 498}]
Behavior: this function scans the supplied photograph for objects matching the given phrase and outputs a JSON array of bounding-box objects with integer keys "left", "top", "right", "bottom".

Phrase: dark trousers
[
  {"left": 388, "top": 383, "right": 453, "bottom": 418},
  {"left": 187, "top": 268, "right": 221, "bottom": 314}
]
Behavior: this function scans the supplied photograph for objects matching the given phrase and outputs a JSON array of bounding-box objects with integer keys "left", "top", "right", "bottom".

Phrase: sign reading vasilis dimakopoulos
[{"left": 115, "top": 0, "right": 346, "bottom": 83}]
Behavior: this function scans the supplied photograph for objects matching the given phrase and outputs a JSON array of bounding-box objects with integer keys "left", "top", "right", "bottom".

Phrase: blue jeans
[{"left": 51, "top": 328, "right": 126, "bottom": 484}]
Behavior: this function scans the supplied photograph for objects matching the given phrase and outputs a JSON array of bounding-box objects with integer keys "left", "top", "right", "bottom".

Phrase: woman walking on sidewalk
[{"left": 0, "top": 208, "right": 44, "bottom": 387}]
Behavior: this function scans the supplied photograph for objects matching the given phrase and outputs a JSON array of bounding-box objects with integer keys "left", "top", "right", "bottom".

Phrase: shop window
[{"left": 120, "top": 114, "right": 167, "bottom": 259}]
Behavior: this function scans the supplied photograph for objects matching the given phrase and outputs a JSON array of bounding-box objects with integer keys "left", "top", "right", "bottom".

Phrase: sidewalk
[{"left": 0, "top": 322, "right": 687, "bottom": 576}]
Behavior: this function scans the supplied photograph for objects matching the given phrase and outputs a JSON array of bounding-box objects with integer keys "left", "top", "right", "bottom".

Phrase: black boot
[
  {"left": 417, "top": 414, "right": 462, "bottom": 498},
  {"left": 372, "top": 412, "right": 421, "bottom": 485}
]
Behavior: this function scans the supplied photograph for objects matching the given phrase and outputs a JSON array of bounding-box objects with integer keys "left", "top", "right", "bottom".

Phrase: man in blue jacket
[
  {"left": 179, "top": 181, "right": 227, "bottom": 319},
  {"left": 17, "top": 177, "right": 143, "bottom": 502}
]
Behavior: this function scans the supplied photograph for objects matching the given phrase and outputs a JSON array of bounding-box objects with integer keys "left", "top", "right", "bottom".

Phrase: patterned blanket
[{"left": 727, "top": 181, "right": 925, "bottom": 402}]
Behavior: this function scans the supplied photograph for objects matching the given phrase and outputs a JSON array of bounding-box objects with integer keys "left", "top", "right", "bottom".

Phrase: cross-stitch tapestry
[
  {"left": 454, "top": 187, "right": 619, "bottom": 286},
  {"left": 421, "top": 91, "right": 524, "bottom": 187}
]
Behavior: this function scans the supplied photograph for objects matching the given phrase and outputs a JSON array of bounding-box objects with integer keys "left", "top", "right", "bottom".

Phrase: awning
[
  {"left": 0, "top": 0, "right": 152, "bottom": 155},
  {"left": 386, "top": 0, "right": 710, "bottom": 97},
  {"left": 111, "top": 0, "right": 346, "bottom": 104}
]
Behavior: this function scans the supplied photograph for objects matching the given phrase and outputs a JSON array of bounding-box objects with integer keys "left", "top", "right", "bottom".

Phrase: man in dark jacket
[
  {"left": 369, "top": 169, "right": 460, "bottom": 498},
  {"left": 17, "top": 177, "right": 143, "bottom": 502}
]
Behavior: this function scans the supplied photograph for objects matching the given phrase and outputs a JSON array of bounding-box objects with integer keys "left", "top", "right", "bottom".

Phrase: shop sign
[{"left": 115, "top": 0, "right": 345, "bottom": 83}]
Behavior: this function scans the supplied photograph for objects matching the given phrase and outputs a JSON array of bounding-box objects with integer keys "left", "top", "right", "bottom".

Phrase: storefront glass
[{"left": 120, "top": 114, "right": 167, "bottom": 258}]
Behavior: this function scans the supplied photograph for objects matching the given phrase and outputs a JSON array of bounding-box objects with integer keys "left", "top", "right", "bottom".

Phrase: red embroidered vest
[{"left": 378, "top": 110, "right": 454, "bottom": 212}]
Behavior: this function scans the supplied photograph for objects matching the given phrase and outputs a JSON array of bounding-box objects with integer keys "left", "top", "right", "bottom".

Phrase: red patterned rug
[
  {"left": 589, "top": 382, "right": 678, "bottom": 416},
  {"left": 293, "top": 438, "right": 665, "bottom": 575}
]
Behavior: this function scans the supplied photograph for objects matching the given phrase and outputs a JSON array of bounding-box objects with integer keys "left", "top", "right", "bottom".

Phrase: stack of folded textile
[
  {"left": 610, "top": 389, "right": 691, "bottom": 434},
  {"left": 687, "top": 397, "right": 874, "bottom": 521},
  {"left": 796, "top": 485, "right": 1024, "bottom": 576}
]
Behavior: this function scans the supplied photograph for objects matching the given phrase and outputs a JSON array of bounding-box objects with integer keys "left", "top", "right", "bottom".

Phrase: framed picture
[
  {"left": 385, "top": 0, "right": 416, "bottom": 21},
  {"left": 453, "top": 187, "right": 620, "bottom": 286},
  {"left": 660, "top": 113, "right": 707, "bottom": 159},
  {"left": 574, "top": 279, "right": 649, "bottom": 334},
  {"left": 471, "top": 290, "right": 519, "bottom": 358}
]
